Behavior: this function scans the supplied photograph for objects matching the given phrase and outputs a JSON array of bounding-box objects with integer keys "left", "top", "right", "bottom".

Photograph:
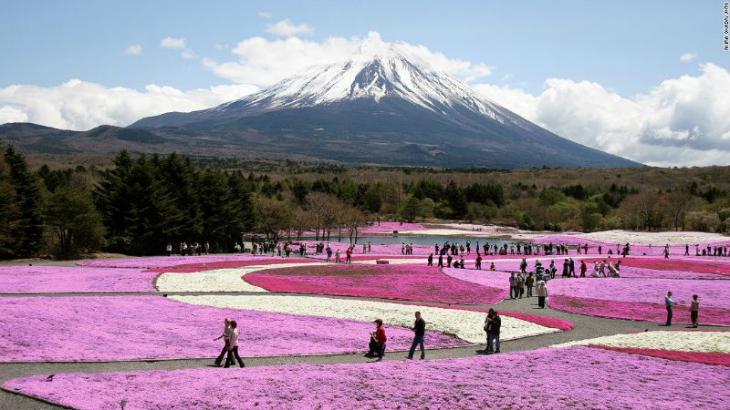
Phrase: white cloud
[
  {"left": 123, "top": 44, "right": 142, "bottom": 56},
  {"left": 679, "top": 52, "right": 696, "bottom": 62},
  {"left": 0, "top": 80, "right": 258, "bottom": 131},
  {"left": 180, "top": 49, "right": 197, "bottom": 59},
  {"left": 204, "top": 31, "right": 491, "bottom": 87},
  {"left": 0, "top": 105, "right": 29, "bottom": 124},
  {"left": 474, "top": 63, "right": 730, "bottom": 166},
  {"left": 257, "top": 11, "right": 272, "bottom": 19},
  {"left": 265, "top": 19, "right": 314, "bottom": 37},
  {"left": 160, "top": 37, "right": 186, "bottom": 49}
]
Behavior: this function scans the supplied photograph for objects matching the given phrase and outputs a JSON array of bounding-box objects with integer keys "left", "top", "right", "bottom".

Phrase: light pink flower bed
[
  {"left": 245, "top": 264, "right": 506, "bottom": 305},
  {"left": 591, "top": 345, "right": 730, "bottom": 367},
  {"left": 608, "top": 257, "right": 730, "bottom": 276},
  {"left": 0, "top": 265, "right": 157, "bottom": 293},
  {"left": 549, "top": 277, "right": 730, "bottom": 308},
  {"left": 6, "top": 346, "right": 728, "bottom": 409},
  {"left": 0, "top": 296, "right": 462, "bottom": 362},
  {"left": 550, "top": 295, "right": 730, "bottom": 326},
  {"left": 442, "top": 267, "right": 511, "bottom": 290},
  {"left": 77, "top": 254, "right": 286, "bottom": 269}
]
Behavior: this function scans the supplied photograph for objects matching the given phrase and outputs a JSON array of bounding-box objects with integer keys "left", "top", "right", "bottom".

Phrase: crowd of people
[{"left": 199, "top": 234, "right": 718, "bottom": 366}]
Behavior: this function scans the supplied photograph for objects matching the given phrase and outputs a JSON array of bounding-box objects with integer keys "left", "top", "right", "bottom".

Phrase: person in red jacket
[{"left": 373, "top": 319, "right": 387, "bottom": 361}]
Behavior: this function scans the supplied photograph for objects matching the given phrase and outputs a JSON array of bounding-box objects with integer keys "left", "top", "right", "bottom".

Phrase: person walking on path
[
  {"left": 665, "top": 291, "right": 677, "bottom": 326},
  {"left": 509, "top": 272, "right": 518, "bottom": 299},
  {"left": 517, "top": 273, "right": 525, "bottom": 299},
  {"left": 525, "top": 272, "right": 534, "bottom": 297},
  {"left": 427, "top": 253, "right": 433, "bottom": 267},
  {"left": 690, "top": 294, "right": 700, "bottom": 328},
  {"left": 536, "top": 279, "right": 548, "bottom": 308},
  {"left": 569, "top": 258, "right": 576, "bottom": 277},
  {"left": 520, "top": 258, "right": 527, "bottom": 274},
  {"left": 407, "top": 311, "right": 426, "bottom": 360},
  {"left": 224, "top": 320, "right": 245, "bottom": 368},
  {"left": 475, "top": 253, "right": 482, "bottom": 270},
  {"left": 579, "top": 260, "right": 587, "bottom": 277},
  {"left": 438, "top": 254, "right": 444, "bottom": 268},
  {"left": 374, "top": 319, "right": 387, "bottom": 361},
  {"left": 213, "top": 318, "right": 232, "bottom": 367},
  {"left": 664, "top": 244, "right": 670, "bottom": 259},
  {"left": 485, "top": 308, "right": 501, "bottom": 354}
]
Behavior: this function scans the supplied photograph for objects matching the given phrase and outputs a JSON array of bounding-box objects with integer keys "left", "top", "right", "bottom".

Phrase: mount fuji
[{"left": 1, "top": 42, "right": 640, "bottom": 168}]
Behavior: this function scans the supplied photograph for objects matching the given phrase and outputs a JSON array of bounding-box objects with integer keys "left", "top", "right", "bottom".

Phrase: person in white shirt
[{"left": 224, "top": 320, "right": 245, "bottom": 368}]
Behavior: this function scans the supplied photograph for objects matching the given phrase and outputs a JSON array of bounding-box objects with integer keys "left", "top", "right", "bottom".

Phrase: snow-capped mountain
[{"left": 125, "top": 47, "right": 640, "bottom": 169}]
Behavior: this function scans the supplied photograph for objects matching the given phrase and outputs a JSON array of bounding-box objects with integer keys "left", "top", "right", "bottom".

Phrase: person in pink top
[{"left": 224, "top": 320, "right": 245, "bottom": 368}]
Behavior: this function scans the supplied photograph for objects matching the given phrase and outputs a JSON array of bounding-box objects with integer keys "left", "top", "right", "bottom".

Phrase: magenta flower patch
[{"left": 245, "top": 264, "right": 507, "bottom": 304}]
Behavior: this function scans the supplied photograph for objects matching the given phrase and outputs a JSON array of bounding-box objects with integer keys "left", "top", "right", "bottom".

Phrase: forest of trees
[{"left": 1, "top": 147, "right": 730, "bottom": 259}]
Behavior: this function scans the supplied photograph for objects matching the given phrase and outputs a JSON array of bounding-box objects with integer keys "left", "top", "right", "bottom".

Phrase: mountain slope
[{"left": 130, "top": 46, "right": 639, "bottom": 168}]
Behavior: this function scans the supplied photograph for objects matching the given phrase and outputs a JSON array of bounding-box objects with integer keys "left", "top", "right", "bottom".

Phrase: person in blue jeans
[{"left": 407, "top": 311, "right": 426, "bottom": 359}]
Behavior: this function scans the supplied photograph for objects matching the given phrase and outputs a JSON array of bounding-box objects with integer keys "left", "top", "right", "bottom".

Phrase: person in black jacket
[
  {"left": 486, "top": 308, "right": 501, "bottom": 354},
  {"left": 407, "top": 311, "right": 426, "bottom": 359}
]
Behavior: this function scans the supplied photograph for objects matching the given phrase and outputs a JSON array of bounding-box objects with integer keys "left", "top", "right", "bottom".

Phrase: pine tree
[
  {"left": 160, "top": 153, "right": 202, "bottom": 241},
  {"left": 125, "top": 156, "right": 184, "bottom": 255},
  {"left": 4, "top": 146, "right": 44, "bottom": 257},
  {"left": 94, "top": 150, "right": 134, "bottom": 251},
  {"left": 0, "top": 155, "right": 19, "bottom": 258}
]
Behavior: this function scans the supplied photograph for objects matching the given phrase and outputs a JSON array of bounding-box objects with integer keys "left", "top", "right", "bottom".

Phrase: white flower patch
[
  {"left": 170, "top": 294, "right": 557, "bottom": 344},
  {"left": 554, "top": 331, "right": 730, "bottom": 353},
  {"left": 156, "top": 263, "right": 327, "bottom": 293},
  {"left": 568, "top": 230, "right": 729, "bottom": 246}
]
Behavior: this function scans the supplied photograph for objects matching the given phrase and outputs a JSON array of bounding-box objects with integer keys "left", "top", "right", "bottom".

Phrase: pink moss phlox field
[
  {"left": 149, "top": 257, "right": 314, "bottom": 273},
  {"left": 590, "top": 345, "right": 730, "bottom": 367},
  {"left": 6, "top": 346, "right": 730, "bottom": 410},
  {"left": 550, "top": 295, "right": 730, "bottom": 326},
  {"left": 0, "top": 265, "right": 157, "bottom": 293},
  {"left": 245, "top": 264, "right": 506, "bottom": 304},
  {"left": 0, "top": 296, "right": 462, "bottom": 362},
  {"left": 77, "top": 254, "right": 293, "bottom": 269}
]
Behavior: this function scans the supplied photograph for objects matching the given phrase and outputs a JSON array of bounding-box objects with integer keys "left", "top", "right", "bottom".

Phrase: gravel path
[{"left": 4, "top": 291, "right": 726, "bottom": 410}]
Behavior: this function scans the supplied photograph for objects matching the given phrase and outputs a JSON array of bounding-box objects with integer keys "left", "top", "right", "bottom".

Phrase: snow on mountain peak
[{"left": 219, "top": 32, "right": 513, "bottom": 124}]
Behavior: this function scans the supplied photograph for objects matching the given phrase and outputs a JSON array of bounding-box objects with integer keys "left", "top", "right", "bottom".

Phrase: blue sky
[
  {"left": 0, "top": 0, "right": 722, "bottom": 94},
  {"left": 1, "top": 1, "right": 729, "bottom": 166}
]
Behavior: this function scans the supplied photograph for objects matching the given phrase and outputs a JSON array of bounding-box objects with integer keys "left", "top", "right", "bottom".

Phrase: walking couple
[
  {"left": 214, "top": 318, "right": 245, "bottom": 368},
  {"left": 483, "top": 308, "right": 501, "bottom": 354}
]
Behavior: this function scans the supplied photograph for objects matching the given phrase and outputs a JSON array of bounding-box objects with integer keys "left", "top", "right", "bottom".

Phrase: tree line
[{"left": 1, "top": 147, "right": 729, "bottom": 260}]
